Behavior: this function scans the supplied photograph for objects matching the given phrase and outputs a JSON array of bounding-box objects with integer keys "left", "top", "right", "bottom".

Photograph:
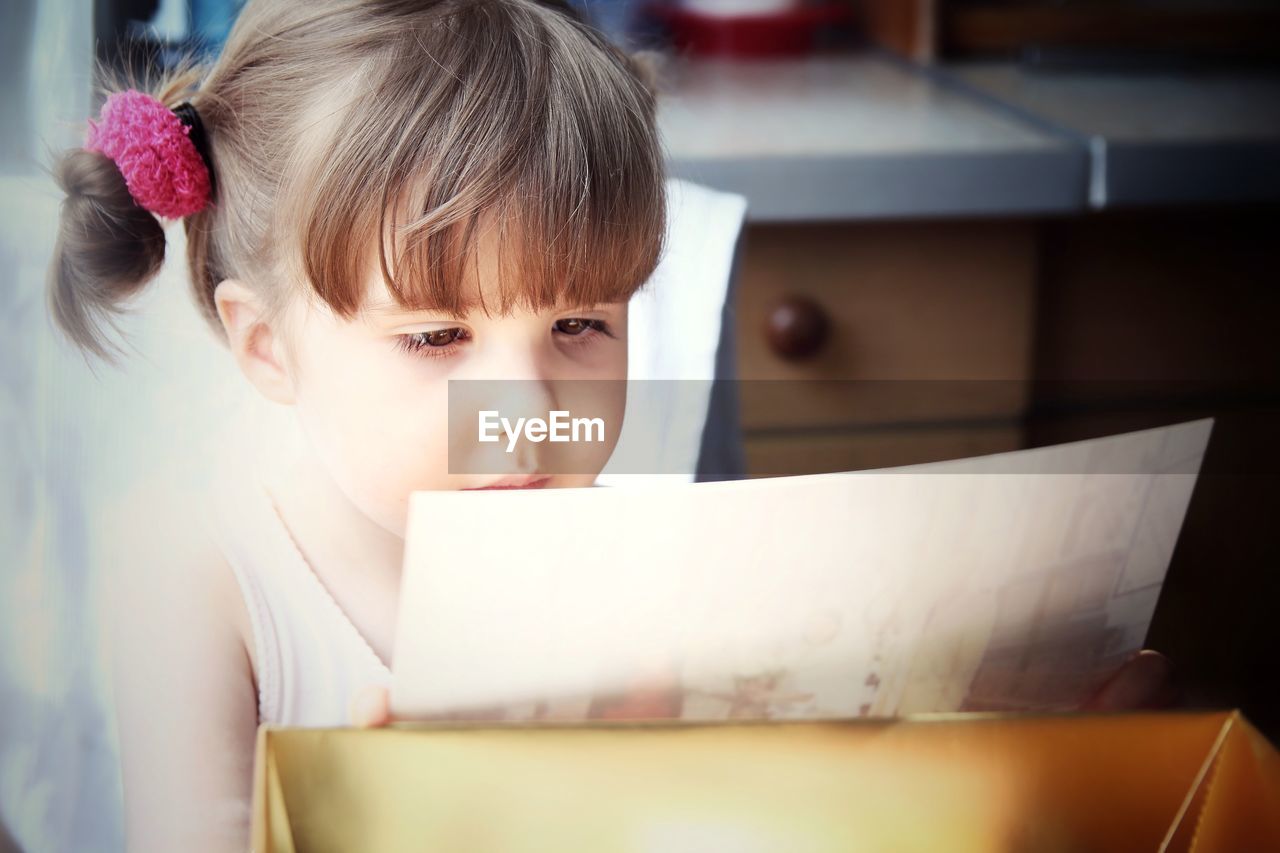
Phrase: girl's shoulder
[
  {"left": 98, "top": 464, "right": 259, "bottom": 677},
  {"left": 101, "top": 466, "right": 263, "bottom": 850}
]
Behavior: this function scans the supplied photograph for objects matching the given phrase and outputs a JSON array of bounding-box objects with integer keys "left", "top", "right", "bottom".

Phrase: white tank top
[{"left": 203, "top": 459, "right": 392, "bottom": 727}]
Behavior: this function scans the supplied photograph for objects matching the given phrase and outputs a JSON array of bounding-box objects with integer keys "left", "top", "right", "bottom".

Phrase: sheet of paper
[{"left": 391, "top": 419, "right": 1213, "bottom": 720}]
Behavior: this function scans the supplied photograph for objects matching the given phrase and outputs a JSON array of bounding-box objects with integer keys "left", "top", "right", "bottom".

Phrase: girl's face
[{"left": 271, "top": 230, "right": 629, "bottom": 539}]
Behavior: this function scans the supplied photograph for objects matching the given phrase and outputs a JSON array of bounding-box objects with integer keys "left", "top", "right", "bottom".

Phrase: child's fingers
[
  {"left": 349, "top": 684, "right": 392, "bottom": 727},
  {"left": 1080, "top": 649, "right": 1176, "bottom": 712}
]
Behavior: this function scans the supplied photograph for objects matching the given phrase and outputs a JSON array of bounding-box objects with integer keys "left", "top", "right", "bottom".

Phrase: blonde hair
[{"left": 48, "top": 0, "right": 667, "bottom": 364}]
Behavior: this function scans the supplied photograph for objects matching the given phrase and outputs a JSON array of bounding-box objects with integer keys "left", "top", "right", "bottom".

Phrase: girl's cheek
[
  {"left": 302, "top": 356, "right": 450, "bottom": 501},
  {"left": 321, "top": 405, "right": 454, "bottom": 538},
  {"left": 361, "top": 378, "right": 453, "bottom": 478}
]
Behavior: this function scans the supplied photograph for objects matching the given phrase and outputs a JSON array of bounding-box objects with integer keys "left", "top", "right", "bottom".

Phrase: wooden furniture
[{"left": 733, "top": 219, "right": 1036, "bottom": 475}]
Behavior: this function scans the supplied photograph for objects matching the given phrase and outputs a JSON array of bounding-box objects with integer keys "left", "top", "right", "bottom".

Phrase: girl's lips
[{"left": 464, "top": 476, "right": 551, "bottom": 491}]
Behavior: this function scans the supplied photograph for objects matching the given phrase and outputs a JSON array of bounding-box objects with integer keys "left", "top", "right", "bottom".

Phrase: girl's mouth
[{"left": 464, "top": 475, "right": 551, "bottom": 491}]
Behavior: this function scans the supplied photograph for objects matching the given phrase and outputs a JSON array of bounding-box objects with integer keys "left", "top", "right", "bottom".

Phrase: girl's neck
[{"left": 265, "top": 447, "right": 406, "bottom": 603}]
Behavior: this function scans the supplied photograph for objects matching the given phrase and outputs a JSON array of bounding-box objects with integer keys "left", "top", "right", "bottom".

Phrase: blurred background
[{"left": 4, "top": 0, "right": 1279, "bottom": 850}]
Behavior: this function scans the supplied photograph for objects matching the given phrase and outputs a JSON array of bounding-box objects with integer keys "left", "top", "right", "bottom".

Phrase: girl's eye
[
  {"left": 554, "top": 318, "right": 615, "bottom": 341},
  {"left": 397, "top": 327, "right": 469, "bottom": 359}
]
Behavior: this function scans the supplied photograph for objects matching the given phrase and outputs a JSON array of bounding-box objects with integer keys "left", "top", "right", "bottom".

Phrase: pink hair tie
[{"left": 85, "top": 89, "right": 213, "bottom": 219}]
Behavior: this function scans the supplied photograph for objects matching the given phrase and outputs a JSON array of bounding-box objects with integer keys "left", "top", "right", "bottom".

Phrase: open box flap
[
  {"left": 253, "top": 724, "right": 296, "bottom": 853},
  {"left": 1161, "top": 713, "right": 1235, "bottom": 853},
  {"left": 1178, "top": 711, "right": 1280, "bottom": 851}
]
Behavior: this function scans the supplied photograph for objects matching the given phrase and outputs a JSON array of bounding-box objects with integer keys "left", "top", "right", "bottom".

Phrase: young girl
[{"left": 47, "top": 1, "right": 665, "bottom": 848}]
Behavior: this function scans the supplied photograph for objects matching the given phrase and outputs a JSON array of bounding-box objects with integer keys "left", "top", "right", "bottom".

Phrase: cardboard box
[{"left": 252, "top": 710, "right": 1279, "bottom": 852}]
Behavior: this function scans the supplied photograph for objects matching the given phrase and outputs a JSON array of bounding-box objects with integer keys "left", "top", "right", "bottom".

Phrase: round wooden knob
[{"left": 765, "top": 295, "right": 829, "bottom": 361}]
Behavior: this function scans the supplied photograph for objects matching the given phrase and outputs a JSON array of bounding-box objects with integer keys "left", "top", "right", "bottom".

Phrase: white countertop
[{"left": 657, "top": 54, "right": 1064, "bottom": 158}]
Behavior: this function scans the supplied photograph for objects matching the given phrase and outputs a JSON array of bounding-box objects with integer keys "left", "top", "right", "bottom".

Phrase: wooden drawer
[{"left": 734, "top": 220, "right": 1037, "bottom": 431}]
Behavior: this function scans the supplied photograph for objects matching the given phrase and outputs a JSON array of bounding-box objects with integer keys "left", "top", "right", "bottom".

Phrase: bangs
[{"left": 291, "top": 0, "right": 667, "bottom": 319}]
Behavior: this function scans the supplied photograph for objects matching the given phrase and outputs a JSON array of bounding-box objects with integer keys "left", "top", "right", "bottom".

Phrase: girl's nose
[
  {"left": 470, "top": 335, "right": 564, "bottom": 417},
  {"left": 455, "top": 343, "right": 560, "bottom": 477},
  {"left": 508, "top": 414, "right": 543, "bottom": 476}
]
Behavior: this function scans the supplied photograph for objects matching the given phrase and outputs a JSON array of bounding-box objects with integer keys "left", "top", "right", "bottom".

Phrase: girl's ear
[{"left": 214, "top": 279, "right": 297, "bottom": 406}]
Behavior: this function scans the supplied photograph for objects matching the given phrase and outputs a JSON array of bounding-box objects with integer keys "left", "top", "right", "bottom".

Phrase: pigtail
[
  {"left": 46, "top": 62, "right": 209, "bottom": 366},
  {"left": 47, "top": 146, "right": 167, "bottom": 365}
]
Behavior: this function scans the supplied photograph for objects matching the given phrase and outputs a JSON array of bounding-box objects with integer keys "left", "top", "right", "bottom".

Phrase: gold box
[{"left": 253, "top": 710, "right": 1279, "bottom": 852}]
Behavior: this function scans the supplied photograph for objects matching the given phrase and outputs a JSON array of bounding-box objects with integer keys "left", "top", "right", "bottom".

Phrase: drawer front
[{"left": 734, "top": 220, "right": 1037, "bottom": 431}]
